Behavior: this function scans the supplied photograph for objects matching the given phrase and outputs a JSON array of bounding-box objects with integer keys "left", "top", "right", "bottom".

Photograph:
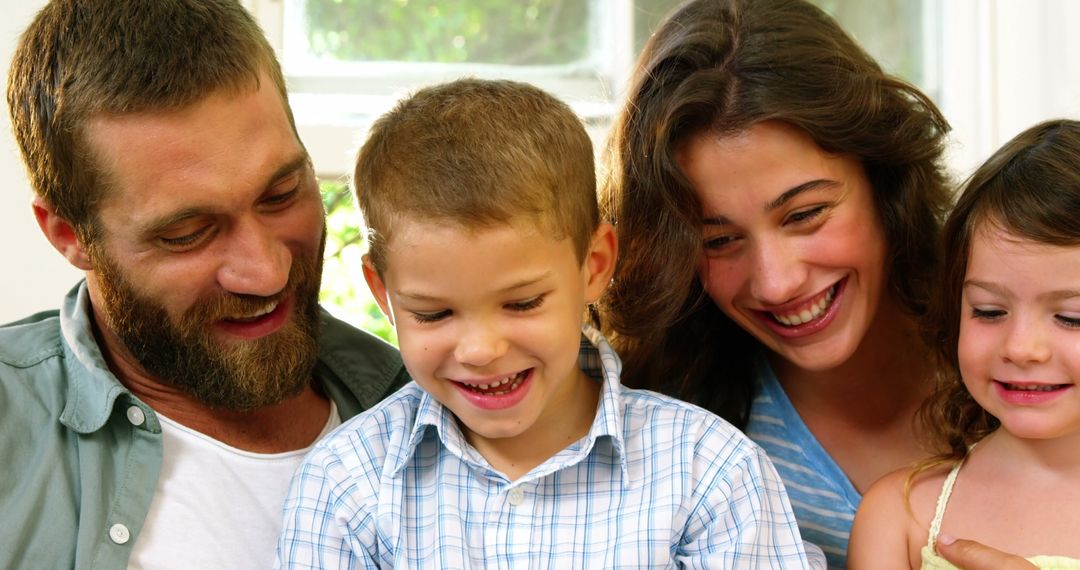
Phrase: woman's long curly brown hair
[{"left": 597, "top": 0, "right": 951, "bottom": 426}]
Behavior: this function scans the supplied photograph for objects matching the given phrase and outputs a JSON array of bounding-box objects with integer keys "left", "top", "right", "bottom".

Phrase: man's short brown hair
[{"left": 7, "top": 0, "right": 294, "bottom": 243}]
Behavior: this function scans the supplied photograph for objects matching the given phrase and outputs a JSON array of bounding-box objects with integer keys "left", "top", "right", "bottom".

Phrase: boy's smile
[{"left": 364, "top": 219, "right": 616, "bottom": 477}]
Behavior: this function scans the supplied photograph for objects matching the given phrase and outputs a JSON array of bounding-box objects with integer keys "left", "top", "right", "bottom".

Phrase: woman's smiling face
[{"left": 677, "top": 120, "right": 890, "bottom": 372}]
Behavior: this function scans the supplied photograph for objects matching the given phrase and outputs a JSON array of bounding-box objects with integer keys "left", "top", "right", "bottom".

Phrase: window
[{"left": 246, "top": 0, "right": 939, "bottom": 339}]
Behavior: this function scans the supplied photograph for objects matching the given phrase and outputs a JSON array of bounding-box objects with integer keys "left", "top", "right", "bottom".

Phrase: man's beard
[{"left": 91, "top": 241, "right": 324, "bottom": 412}]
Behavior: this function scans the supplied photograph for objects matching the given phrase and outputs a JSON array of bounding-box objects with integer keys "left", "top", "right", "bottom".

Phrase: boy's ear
[
  {"left": 33, "top": 197, "right": 93, "bottom": 270},
  {"left": 361, "top": 254, "right": 395, "bottom": 326},
  {"left": 582, "top": 222, "right": 617, "bottom": 304}
]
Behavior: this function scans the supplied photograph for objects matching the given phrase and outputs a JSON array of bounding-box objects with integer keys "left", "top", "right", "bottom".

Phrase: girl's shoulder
[{"left": 848, "top": 463, "right": 954, "bottom": 569}]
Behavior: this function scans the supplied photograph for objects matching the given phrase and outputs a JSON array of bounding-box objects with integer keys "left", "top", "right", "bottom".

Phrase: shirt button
[
  {"left": 126, "top": 406, "right": 146, "bottom": 426},
  {"left": 109, "top": 523, "right": 130, "bottom": 544},
  {"left": 507, "top": 487, "right": 525, "bottom": 506}
]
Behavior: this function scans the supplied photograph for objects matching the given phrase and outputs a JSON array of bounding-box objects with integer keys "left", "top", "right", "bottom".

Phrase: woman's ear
[
  {"left": 33, "top": 197, "right": 93, "bottom": 270},
  {"left": 582, "top": 222, "right": 618, "bottom": 304}
]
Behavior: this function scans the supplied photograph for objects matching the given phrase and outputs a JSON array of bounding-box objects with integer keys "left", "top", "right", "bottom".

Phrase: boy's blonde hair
[{"left": 354, "top": 78, "right": 597, "bottom": 272}]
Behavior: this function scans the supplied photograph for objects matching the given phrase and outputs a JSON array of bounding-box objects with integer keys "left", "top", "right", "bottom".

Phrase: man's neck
[{"left": 129, "top": 382, "right": 332, "bottom": 453}]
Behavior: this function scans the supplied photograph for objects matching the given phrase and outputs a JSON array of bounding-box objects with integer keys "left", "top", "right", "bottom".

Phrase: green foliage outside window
[
  {"left": 319, "top": 180, "right": 396, "bottom": 345},
  {"left": 304, "top": 0, "right": 589, "bottom": 65}
]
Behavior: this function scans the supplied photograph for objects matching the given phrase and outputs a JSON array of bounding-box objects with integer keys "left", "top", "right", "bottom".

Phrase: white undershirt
[{"left": 127, "top": 401, "right": 340, "bottom": 570}]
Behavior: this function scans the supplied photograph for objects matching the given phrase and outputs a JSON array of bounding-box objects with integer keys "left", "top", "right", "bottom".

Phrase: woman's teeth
[{"left": 772, "top": 285, "right": 835, "bottom": 326}]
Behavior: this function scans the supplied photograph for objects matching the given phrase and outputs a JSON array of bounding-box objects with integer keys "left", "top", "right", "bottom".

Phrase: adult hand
[{"left": 936, "top": 534, "right": 1038, "bottom": 569}]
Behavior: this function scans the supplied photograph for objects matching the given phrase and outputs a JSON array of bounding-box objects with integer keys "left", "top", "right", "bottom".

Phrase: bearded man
[{"left": 0, "top": 1, "right": 407, "bottom": 567}]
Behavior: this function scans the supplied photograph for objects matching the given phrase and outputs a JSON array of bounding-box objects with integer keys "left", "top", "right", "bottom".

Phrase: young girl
[{"left": 848, "top": 118, "right": 1080, "bottom": 568}]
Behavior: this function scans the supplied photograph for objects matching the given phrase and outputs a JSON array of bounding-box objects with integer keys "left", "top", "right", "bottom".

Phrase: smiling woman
[{"left": 596, "top": 1, "right": 951, "bottom": 567}]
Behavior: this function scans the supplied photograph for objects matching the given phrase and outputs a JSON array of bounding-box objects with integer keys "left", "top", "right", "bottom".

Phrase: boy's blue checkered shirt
[{"left": 277, "top": 325, "right": 825, "bottom": 569}]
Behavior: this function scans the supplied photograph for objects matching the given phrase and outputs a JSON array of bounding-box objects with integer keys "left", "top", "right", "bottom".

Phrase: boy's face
[{"left": 364, "top": 219, "right": 615, "bottom": 455}]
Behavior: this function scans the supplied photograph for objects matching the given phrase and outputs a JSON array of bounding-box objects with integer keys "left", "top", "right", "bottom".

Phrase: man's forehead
[{"left": 82, "top": 80, "right": 307, "bottom": 227}]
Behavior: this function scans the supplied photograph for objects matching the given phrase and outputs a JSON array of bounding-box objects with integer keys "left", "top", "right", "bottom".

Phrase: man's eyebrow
[
  {"left": 139, "top": 153, "right": 311, "bottom": 236},
  {"left": 702, "top": 179, "right": 838, "bottom": 226}
]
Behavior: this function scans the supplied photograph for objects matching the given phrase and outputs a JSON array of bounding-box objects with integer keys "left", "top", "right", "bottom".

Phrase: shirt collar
[
  {"left": 58, "top": 281, "right": 138, "bottom": 434},
  {"left": 391, "top": 324, "right": 629, "bottom": 481}
]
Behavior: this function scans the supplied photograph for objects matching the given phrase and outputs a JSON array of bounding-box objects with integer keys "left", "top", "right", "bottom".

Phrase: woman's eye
[
  {"left": 411, "top": 310, "right": 451, "bottom": 324},
  {"left": 703, "top": 234, "right": 737, "bottom": 251},
  {"left": 786, "top": 205, "right": 827, "bottom": 224},
  {"left": 970, "top": 307, "right": 1006, "bottom": 321},
  {"left": 508, "top": 295, "right": 545, "bottom": 312}
]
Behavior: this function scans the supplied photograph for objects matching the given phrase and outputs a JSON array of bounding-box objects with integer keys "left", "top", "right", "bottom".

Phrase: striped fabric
[
  {"left": 277, "top": 326, "right": 823, "bottom": 569},
  {"left": 745, "top": 363, "right": 861, "bottom": 569}
]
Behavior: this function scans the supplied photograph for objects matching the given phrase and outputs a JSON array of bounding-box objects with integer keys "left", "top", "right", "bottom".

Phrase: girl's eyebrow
[{"left": 965, "top": 280, "right": 1080, "bottom": 302}]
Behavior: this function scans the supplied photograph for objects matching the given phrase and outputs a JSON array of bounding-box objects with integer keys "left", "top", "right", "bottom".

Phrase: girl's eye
[
  {"left": 410, "top": 310, "right": 451, "bottom": 324},
  {"left": 1056, "top": 314, "right": 1080, "bottom": 328},
  {"left": 970, "top": 307, "right": 1006, "bottom": 321},
  {"left": 508, "top": 295, "right": 545, "bottom": 312},
  {"left": 786, "top": 205, "right": 827, "bottom": 225},
  {"left": 160, "top": 226, "right": 212, "bottom": 250}
]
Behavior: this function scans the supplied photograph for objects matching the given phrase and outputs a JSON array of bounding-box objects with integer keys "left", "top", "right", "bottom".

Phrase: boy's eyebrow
[
  {"left": 139, "top": 152, "right": 310, "bottom": 236},
  {"left": 702, "top": 179, "right": 837, "bottom": 226},
  {"left": 398, "top": 272, "right": 553, "bottom": 302}
]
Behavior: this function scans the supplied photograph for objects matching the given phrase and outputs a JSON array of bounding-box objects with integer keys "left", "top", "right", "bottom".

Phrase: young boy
[{"left": 277, "top": 78, "right": 824, "bottom": 568}]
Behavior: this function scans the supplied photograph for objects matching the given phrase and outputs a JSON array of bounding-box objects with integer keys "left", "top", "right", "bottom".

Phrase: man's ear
[
  {"left": 582, "top": 222, "right": 618, "bottom": 304},
  {"left": 33, "top": 197, "right": 93, "bottom": 270},
  {"left": 361, "top": 254, "right": 395, "bottom": 326}
]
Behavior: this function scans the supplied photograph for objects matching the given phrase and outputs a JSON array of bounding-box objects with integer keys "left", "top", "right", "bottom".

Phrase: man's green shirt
[{"left": 0, "top": 283, "right": 407, "bottom": 569}]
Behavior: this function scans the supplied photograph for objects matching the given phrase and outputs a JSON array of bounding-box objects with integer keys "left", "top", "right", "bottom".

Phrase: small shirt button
[
  {"left": 507, "top": 487, "right": 525, "bottom": 506},
  {"left": 109, "top": 523, "right": 130, "bottom": 545},
  {"left": 126, "top": 406, "right": 146, "bottom": 427}
]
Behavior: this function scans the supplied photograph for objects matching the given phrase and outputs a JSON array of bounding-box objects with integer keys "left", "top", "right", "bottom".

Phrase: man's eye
[
  {"left": 160, "top": 226, "right": 211, "bottom": 249},
  {"left": 263, "top": 188, "right": 299, "bottom": 207}
]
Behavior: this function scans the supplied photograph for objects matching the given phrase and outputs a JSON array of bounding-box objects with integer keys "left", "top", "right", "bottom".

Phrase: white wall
[
  {"left": 0, "top": 0, "right": 80, "bottom": 324},
  {"left": 2, "top": 0, "right": 1079, "bottom": 324}
]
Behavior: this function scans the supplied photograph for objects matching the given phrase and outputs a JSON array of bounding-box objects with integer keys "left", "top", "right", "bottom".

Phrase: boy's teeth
[{"left": 465, "top": 371, "right": 525, "bottom": 394}]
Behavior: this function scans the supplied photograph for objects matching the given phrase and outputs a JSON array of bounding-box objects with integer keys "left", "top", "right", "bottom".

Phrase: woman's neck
[{"left": 769, "top": 295, "right": 934, "bottom": 422}]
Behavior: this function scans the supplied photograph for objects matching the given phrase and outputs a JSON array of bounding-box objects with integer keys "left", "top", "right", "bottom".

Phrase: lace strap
[{"left": 926, "top": 458, "right": 966, "bottom": 551}]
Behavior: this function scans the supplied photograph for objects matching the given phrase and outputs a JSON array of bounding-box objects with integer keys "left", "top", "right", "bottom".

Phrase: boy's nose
[{"left": 454, "top": 322, "right": 509, "bottom": 367}]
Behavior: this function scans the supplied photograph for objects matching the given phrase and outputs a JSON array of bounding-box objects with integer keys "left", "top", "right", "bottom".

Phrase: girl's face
[
  {"left": 958, "top": 223, "right": 1080, "bottom": 440},
  {"left": 677, "top": 120, "right": 889, "bottom": 372}
]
